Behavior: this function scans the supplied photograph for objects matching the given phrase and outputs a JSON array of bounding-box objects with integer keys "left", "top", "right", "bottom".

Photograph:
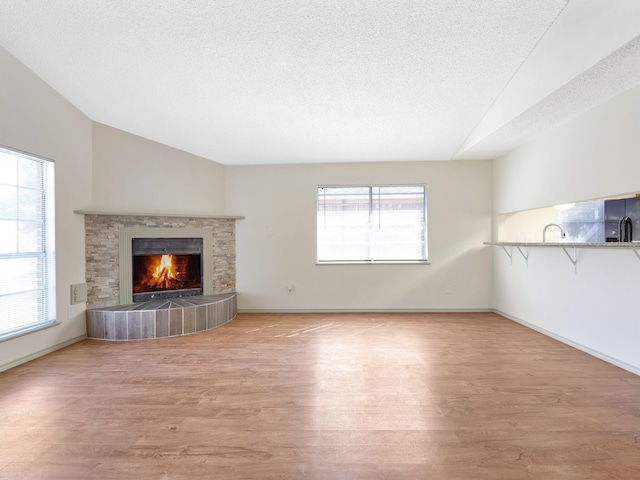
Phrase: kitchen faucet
[{"left": 542, "top": 223, "right": 566, "bottom": 242}]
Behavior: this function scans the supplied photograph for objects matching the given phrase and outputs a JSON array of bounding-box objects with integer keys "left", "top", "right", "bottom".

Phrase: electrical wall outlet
[{"left": 70, "top": 283, "right": 88, "bottom": 304}]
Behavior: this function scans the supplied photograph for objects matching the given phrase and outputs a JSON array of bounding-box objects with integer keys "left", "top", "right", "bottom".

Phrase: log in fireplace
[
  {"left": 131, "top": 237, "right": 203, "bottom": 302},
  {"left": 119, "top": 227, "right": 214, "bottom": 305}
]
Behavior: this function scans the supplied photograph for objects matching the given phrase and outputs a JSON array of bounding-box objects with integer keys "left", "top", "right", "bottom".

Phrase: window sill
[
  {"left": 316, "top": 260, "right": 431, "bottom": 265},
  {"left": 0, "top": 321, "right": 61, "bottom": 344}
]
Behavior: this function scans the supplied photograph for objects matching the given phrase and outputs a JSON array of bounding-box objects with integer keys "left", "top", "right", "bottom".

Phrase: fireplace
[
  {"left": 131, "top": 237, "right": 203, "bottom": 302},
  {"left": 119, "top": 227, "right": 214, "bottom": 305}
]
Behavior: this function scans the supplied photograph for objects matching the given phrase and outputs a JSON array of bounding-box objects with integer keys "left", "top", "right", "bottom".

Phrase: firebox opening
[
  {"left": 131, "top": 237, "right": 204, "bottom": 302},
  {"left": 133, "top": 254, "right": 202, "bottom": 294}
]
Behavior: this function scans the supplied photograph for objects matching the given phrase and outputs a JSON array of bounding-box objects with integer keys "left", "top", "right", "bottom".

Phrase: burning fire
[
  {"left": 133, "top": 253, "right": 201, "bottom": 294},
  {"left": 150, "top": 254, "right": 179, "bottom": 289}
]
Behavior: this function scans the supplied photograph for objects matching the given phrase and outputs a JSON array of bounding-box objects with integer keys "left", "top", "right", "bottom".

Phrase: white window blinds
[
  {"left": 317, "top": 185, "right": 427, "bottom": 262},
  {"left": 0, "top": 146, "right": 56, "bottom": 339}
]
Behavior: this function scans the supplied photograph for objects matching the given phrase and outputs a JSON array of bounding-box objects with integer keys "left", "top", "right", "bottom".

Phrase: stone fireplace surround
[{"left": 77, "top": 211, "right": 243, "bottom": 340}]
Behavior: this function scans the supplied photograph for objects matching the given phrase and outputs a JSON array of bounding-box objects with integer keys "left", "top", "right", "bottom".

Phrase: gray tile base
[{"left": 85, "top": 293, "right": 237, "bottom": 341}]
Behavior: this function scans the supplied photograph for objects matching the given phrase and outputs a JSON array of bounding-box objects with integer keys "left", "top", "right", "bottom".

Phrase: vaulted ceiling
[{"left": 1, "top": 1, "right": 639, "bottom": 165}]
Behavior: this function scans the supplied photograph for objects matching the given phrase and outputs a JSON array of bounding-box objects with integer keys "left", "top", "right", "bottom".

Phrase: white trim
[
  {"left": 316, "top": 261, "right": 431, "bottom": 265},
  {"left": 75, "top": 210, "right": 243, "bottom": 219},
  {"left": 0, "top": 321, "right": 61, "bottom": 343},
  {"left": 495, "top": 309, "right": 640, "bottom": 377},
  {"left": 0, "top": 143, "right": 55, "bottom": 164},
  {"left": 238, "top": 308, "right": 493, "bottom": 314},
  {"left": 0, "top": 334, "right": 86, "bottom": 372}
]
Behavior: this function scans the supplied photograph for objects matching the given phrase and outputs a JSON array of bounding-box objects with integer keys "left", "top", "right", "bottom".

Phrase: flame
[
  {"left": 151, "top": 254, "right": 179, "bottom": 288},
  {"left": 132, "top": 253, "right": 201, "bottom": 294}
]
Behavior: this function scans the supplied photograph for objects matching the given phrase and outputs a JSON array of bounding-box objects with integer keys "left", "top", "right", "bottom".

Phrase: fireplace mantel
[{"left": 75, "top": 210, "right": 244, "bottom": 220}]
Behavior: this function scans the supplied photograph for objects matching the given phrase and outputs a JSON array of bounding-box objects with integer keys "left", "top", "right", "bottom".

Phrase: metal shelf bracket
[
  {"left": 561, "top": 246, "right": 578, "bottom": 274},
  {"left": 500, "top": 245, "right": 513, "bottom": 264},
  {"left": 516, "top": 245, "right": 530, "bottom": 266},
  {"left": 486, "top": 242, "right": 640, "bottom": 272}
]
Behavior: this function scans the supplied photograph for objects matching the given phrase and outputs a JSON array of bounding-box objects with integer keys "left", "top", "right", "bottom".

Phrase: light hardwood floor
[{"left": 1, "top": 312, "right": 640, "bottom": 479}]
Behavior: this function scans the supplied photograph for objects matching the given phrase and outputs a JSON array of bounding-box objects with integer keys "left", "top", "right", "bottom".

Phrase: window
[
  {"left": 317, "top": 185, "right": 427, "bottom": 262},
  {"left": 0, "top": 146, "right": 56, "bottom": 340}
]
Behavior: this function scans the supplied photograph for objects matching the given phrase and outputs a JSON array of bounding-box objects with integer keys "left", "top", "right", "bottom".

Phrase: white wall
[
  {"left": 0, "top": 46, "right": 92, "bottom": 370},
  {"left": 92, "top": 123, "right": 227, "bottom": 215},
  {"left": 493, "top": 85, "right": 640, "bottom": 374},
  {"left": 494, "top": 85, "right": 640, "bottom": 216},
  {"left": 226, "top": 160, "right": 493, "bottom": 311}
]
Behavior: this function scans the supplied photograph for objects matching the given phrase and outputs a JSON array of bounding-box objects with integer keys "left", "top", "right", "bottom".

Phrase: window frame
[
  {"left": 316, "top": 183, "right": 429, "bottom": 265},
  {"left": 0, "top": 144, "right": 57, "bottom": 342}
]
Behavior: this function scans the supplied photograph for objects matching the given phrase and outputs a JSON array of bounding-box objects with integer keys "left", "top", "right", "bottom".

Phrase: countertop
[{"left": 485, "top": 241, "right": 640, "bottom": 248}]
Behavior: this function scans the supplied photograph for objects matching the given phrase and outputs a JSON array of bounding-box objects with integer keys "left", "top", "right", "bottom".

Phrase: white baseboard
[
  {"left": 495, "top": 309, "right": 640, "bottom": 377},
  {"left": 0, "top": 334, "right": 87, "bottom": 372},
  {"left": 238, "top": 308, "right": 494, "bottom": 314}
]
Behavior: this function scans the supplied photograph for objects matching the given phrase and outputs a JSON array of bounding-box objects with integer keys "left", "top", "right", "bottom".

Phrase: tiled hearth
[{"left": 86, "top": 293, "right": 237, "bottom": 340}]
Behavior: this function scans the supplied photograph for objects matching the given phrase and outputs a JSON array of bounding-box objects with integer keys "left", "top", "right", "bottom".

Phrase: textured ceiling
[{"left": 1, "top": 0, "right": 639, "bottom": 165}]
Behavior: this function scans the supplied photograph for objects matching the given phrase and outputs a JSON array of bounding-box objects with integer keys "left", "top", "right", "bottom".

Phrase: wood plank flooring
[{"left": 1, "top": 312, "right": 640, "bottom": 479}]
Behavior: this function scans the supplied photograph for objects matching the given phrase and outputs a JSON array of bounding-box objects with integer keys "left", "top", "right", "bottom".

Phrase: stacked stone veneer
[{"left": 84, "top": 214, "right": 237, "bottom": 309}]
